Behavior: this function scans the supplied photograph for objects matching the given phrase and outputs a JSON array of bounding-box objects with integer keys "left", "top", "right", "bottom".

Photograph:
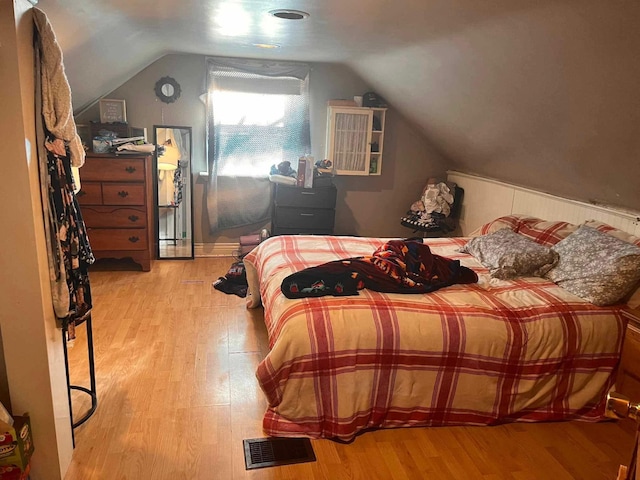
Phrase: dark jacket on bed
[{"left": 281, "top": 239, "right": 478, "bottom": 299}]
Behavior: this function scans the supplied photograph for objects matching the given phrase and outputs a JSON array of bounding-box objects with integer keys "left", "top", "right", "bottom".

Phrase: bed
[{"left": 243, "top": 215, "right": 640, "bottom": 441}]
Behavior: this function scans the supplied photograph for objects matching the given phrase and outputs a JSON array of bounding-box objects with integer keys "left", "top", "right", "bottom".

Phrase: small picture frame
[{"left": 99, "top": 99, "right": 127, "bottom": 123}]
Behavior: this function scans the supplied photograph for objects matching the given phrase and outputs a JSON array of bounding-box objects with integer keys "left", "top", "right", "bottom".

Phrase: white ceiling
[{"left": 37, "top": 0, "right": 545, "bottom": 111}]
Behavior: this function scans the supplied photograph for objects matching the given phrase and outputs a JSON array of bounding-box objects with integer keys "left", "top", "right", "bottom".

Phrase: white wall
[{"left": 0, "top": 2, "right": 74, "bottom": 478}]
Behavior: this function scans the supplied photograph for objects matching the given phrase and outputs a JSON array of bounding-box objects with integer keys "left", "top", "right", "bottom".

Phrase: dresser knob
[
  {"left": 128, "top": 236, "right": 140, "bottom": 243},
  {"left": 125, "top": 166, "right": 137, "bottom": 174},
  {"left": 128, "top": 215, "right": 139, "bottom": 222},
  {"left": 118, "top": 190, "right": 129, "bottom": 198}
]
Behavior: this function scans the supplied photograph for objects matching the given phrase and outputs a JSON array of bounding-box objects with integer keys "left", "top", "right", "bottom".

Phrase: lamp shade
[{"left": 158, "top": 143, "right": 180, "bottom": 171}]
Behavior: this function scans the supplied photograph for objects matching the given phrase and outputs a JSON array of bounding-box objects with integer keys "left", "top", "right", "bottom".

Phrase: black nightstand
[{"left": 272, "top": 184, "right": 337, "bottom": 235}]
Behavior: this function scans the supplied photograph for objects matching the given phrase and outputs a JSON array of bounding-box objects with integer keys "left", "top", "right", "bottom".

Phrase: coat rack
[{"left": 62, "top": 315, "right": 97, "bottom": 447}]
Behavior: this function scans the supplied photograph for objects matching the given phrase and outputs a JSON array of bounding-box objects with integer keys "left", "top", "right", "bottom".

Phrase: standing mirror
[{"left": 154, "top": 126, "right": 194, "bottom": 259}]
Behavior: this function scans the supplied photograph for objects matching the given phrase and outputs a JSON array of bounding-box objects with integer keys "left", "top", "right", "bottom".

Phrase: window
[
  {"left": 205, "top": 58, "right": 310, "bottom": 232},
  {"left": 212, "top": 89, "right": 307, "bottom": 177}
]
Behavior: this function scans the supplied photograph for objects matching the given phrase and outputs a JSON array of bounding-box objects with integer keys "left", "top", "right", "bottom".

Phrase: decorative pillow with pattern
[
  {"left": 545, "top": 225, "right": 640, "bottom": 306},
  {"left": 583, "top": 220, "right": 640, "bottom": 307},
  {"left": 461, "top": 228, "right": 560, "bottom": 280}
]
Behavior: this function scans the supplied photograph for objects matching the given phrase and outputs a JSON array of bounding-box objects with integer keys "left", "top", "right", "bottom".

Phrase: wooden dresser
[
  {"left": 77, "top": 153, "right": 154, "bottom": 271},
  {"left": 272, "top": 184, "right": 337, "bottom": 235}
]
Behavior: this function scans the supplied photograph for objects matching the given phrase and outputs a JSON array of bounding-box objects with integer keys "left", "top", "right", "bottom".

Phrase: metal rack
[{"left": 62, "top": 315, "right": 97, "bottom": 447}]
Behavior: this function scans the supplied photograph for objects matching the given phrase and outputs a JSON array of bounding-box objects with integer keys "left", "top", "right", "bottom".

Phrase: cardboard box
[
  {"left": 0, "top": 415, "right": 33, "bottom": 474},
  {"left": 0, "top": 464, "right": 30, "bottom": 480}
]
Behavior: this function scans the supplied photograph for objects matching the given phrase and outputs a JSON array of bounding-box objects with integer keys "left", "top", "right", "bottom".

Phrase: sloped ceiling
[{"left": 37, "top": 0, "right": 640, "bottom": 211}]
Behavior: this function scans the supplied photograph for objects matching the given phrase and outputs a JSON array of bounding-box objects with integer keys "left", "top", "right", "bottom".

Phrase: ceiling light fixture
[
  {"left": 252, "top": 43, "right": 281, "bottom": 49},
  {"left": 269, "top": 9, "right": 310, "bottom": 20}
]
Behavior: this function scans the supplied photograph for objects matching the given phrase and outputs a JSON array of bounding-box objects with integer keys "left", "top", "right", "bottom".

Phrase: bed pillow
[
  {"left": 467, "top": 215, "right": 578, "bottom": 246},
  {"left": 583, "top": 220, "right": 640, "bottom": 247},
  {"left": 460, "top": 228, "right": 560, "bottom": 280},
  {"left": 583, "top": 220, "right": 640, "bottom": 307},
  {"left": 516, "top": 217, "right": 579, "bottom": 247},
  {"left": 468, "top": 215, "right": 523, "bottom": 237},
  {"left": 544, "top": 225, "right": 640, "bottom": 306}
]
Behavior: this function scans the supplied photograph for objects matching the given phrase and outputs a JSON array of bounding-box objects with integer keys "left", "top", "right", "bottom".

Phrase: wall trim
[
  {"left": 447, "top": 170, "right": 640, "bottom": 222},
  {"left": 447, "top": 170, "right": 640, "bottom": 237},
  {"left": 195, "top": 242, "right": 239, "bottom": 258}
]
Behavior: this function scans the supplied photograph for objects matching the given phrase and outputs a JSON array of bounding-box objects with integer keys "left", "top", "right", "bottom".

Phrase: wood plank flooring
[{"left": 64, "top": 258, "right": 636, "bottom": 480}]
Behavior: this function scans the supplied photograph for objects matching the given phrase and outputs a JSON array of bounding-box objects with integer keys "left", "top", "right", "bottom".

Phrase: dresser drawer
[
  {"left": 82, "top": 206, "right": 147, "bottom": 228},
  {"left": 275, "top": 207, "right": 335, "bottom": 230},
  {"left": 80, "top": 158, "right": 146, "bottom": 182},
  {"left": 87, "top": 228, "right": 148, "bottom": 251},
  {"left": 77, "top": 182, "right": 103, "bottom": 205},
  {"left": 275, "top": 185, "right": 337, "bottom": 208},
  {"left": 102, "top": 184, "right": 145, "bottom": 205}
]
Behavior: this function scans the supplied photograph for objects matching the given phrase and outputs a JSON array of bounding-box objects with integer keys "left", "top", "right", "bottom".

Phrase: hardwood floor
[{"left": 64, "top": 258, "right": 636, "bottom": 480}]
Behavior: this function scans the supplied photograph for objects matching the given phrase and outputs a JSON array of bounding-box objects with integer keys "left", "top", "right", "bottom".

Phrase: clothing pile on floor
[
  {"left": 213, "top": 229, "right": 270, "bottom": 298},
  {"left": 213, "top": 260, "right": 248, "bottom": 297}
]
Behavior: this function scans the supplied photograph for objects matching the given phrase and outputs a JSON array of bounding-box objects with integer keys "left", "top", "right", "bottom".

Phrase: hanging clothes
[
  {"left": 33, "top": 7, "right": 94, "bottom": 339},
  {"left": 45, "top": 137, "right": 95, "bottom": 335},
  {"left": 173, "top": 165, "right": 184, "bottom": 206},
  {"left": 32, "top": 8, "right": 85, "bottom": 170}
]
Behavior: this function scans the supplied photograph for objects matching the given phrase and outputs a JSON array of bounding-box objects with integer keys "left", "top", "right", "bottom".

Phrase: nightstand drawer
[
  {"left": 102, "top": 184, "right": 145, "bottom": 205},
  {"left": 82, "top": 206, "right": 147, "bottom": 228},
  {"left": 275, "top": 207, "right": 335, "bottom": 230},
  {"left": 87, "top": 228, "right": 148, "bottom": 251},
  {"left": 275, "top": 185, "right": 337, "bottom": 208}
]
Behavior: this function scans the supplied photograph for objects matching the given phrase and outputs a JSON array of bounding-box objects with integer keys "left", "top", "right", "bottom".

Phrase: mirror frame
[
  {"left": 154, "top": 76, "right": 182, "bottom": 104},
  {"left": 153, "top": 125, "right": 194, "bottom": 260}
]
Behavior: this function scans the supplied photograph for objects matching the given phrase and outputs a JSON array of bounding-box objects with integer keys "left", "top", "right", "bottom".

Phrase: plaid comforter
[{"left": 244, "top": 235, "right": 626, "bottom": 441}]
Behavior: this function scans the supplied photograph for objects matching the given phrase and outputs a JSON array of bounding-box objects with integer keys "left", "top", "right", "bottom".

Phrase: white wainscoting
[{"left": 447, "top": 171, "right": 640, "bottom": 237}]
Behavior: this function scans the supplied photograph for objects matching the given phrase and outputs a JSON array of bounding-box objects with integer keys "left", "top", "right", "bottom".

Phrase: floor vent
[{"left": 243, "top": 437, "right": 316, "bottom": 470}]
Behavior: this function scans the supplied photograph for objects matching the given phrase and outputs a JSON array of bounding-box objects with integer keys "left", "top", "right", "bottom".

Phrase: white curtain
[{"left": 205, "top": 57, "right": 310, "bottom": 232}]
